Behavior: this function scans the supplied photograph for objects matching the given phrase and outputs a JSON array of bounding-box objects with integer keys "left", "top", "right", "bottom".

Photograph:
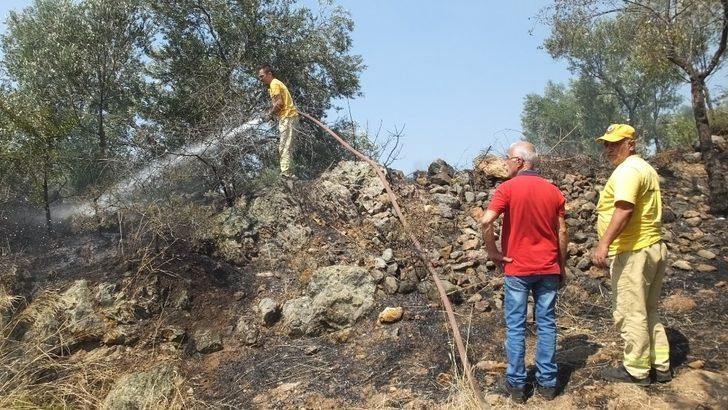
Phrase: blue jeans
[{"left": 504, "top": 275, "right": 559, "bottom": 388}]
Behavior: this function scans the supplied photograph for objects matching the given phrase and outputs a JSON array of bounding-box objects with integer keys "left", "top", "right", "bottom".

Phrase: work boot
[
  {"left": 535, "top": 383, "right": 558, "bottom": 400},
  {"left": 652, "top": 368, "right": 672, "bottom": 383},
  {"left": 502, "top": 379, "right": 527, "bottom": 404},
  {"left": 601, "top": 365, "right": 650, "bottom": 386}
]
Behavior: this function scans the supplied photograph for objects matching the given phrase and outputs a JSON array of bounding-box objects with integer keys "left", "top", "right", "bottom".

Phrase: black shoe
[
  {"left": 503, "top": 380, "right": 527, "bottom": 404},
  {"left": 601, "top": 365, "right": 650, "bottom": 386},
  {"left": 652, "top": 368, "right": 672, "bottom": 383},
  {"left": 536, "top": 383, "right": 558, "bottom": 400}
]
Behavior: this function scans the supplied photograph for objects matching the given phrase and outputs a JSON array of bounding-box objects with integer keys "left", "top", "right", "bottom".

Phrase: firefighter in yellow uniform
[
  {"left": 592, "top": 124, "right": 671, "bottom": 385},
  {"left": 258, "top": 65, "right": 299, "bottom": 179}
]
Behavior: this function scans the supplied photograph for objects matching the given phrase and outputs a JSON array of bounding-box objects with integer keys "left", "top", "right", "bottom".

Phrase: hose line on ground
[{"left": 299, "top": 112, "right": 486, "bottom": 408}]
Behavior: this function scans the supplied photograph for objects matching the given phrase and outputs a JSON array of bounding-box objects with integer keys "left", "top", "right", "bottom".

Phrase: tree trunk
[
  {"left": 99, "top": 86, "right": 107, "bottom": 159},
  {"left": 690, "top": 77, "right": 728, "bottom": 214},
  {"left": 43, "top": 160, "right": 53, "bottom": 233}
]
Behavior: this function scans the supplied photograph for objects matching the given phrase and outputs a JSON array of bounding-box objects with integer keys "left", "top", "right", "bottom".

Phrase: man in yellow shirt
[
  {"left": 258, "top": 66, "right": 299, "bottom": 179},
  {"left": 592, "top": 124, "right": 670, "bottom": 386}
]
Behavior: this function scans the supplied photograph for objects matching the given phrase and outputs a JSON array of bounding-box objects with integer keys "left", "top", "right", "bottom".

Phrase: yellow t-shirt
[
  {"left": 268, "top": 78, "right": 298, "bottom": 119},
  {"left": 596, "top": 155, "right": 662, "bottom": 256}
]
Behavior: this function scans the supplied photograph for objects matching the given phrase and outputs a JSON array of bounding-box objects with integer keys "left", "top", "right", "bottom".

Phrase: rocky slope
[{"left": 0, "top": 150, "right": 726, "bottom": 409}]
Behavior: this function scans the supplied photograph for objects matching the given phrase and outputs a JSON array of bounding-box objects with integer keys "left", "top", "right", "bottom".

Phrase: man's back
[{"left": 488, "top": 172, "right": 565, "bottom": 275}]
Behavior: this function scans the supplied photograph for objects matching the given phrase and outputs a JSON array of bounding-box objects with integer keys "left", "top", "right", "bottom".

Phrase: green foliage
[
  {"left": 661, "top": 106, "right": 699, "bottom": 148},
  {"left": 542, "top": 8, "right": 683, "bottom": 152},
  {"left": 0, "top": 0, "right": 367, "bottom": 221},
  {"left": 521, "top": 77, "right": 620, "bottom": 155}
]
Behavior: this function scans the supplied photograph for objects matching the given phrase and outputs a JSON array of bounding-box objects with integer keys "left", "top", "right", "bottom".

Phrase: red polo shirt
[{"left": 487, "top": 170, "right": 565, "bottom": 276}]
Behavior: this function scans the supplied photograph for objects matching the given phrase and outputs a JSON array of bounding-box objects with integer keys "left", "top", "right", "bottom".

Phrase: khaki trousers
[
  {"left": 278, "top": 115, "right": 298, "bottom": 177},
  {"left": 610, "top": 241, "right": 670, "bottom": 378}
]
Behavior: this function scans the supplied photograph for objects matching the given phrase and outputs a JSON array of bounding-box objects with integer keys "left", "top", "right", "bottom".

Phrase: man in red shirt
[{"left": 474, "top": 141, "right": 568, "bottom": 403}]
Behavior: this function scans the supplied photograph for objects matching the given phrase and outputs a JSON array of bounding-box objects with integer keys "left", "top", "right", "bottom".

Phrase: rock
[
  {"left": 432, "top": 193, "right": 460, "bottom": 208},
  {"left": 102, "top": 363, "right": 177, "bottom": 409},
  {"left": 281, "top": 265, "right": 376, "bottom": 337},
  {"left": 378, "top": 307, "right": 404, "bottom": 324},
  {"left": 373, "top": 257, "right": 387, "bottom": 270},
  {"left": 159, "top": 326, "right": 185, "bottom": 343},
  {"left": 716, "top": 281, "right": 727, "bottom": 288},
  {"left": 462, "top": 239, "right": 480, "bottom": 251},
  {"left": 588, "top": 266, "right": 608, "bottom": 279},
  {"left": 464, "top": 191, "right": 475, "bottom": 203},
  {"left": 672, "top": 260, "right": 693, "bottom": 271},
  {"left": 235, "top": 318, "right": 259, "bottom": 346},
  {"left": 439, "top": 244, "right": 453, "bottom": 259},
  {"left": 383, "top": 276, "right": 399, "bottom": 294},
  {"left": 397, "top": 279, "right": 416, "bottom": 294},
  {"left": 474, "top": 299, "right": 491, "bottom": 312},
  {"left": 428, "top": 159, "right": 455, "bottom": 177},
  {"left": 23, "top": 280, "right": 105, "bottom": 350},
  {"left": 194, "top": 329, "right": 223, "bottom": 353},
  {"left": 474, "top": 155, "right": 509, "bottom": 180},
  {"left": 95, "top": 282, "right": 116, "bottom": 307},
  {"left": 577, "top": 257, "right": 592, "bottom": 271},
  {"left": 662, "top": 208, "right": 677, "bottom": 223},
  {"left": 429, "top": 172, "right": 452, "bottom": 185},
  {"left": 467, "top": 293, "right": 483, "bottom": 303},
  {"left": 382, "top": 248, "right": 394, "bottom": 262},
  {"left": 696, "top": 264, "right": 717, "bottom": 272},
  {"left": 259, "top": 298, "right": 281, "bottom": 326},
  {"left": 687, "top": 360, "right": 705, "bottom": 369},
  {"left": 697, "top": 249, "right": 716, "bottom": 259},
  {"left": 663, "top": 294, "right": 697, "bottom": 313},
  {"left": 386, "top": 263, "right": 399, "bottom": 275},
  {"left": 475, "top": 360, "right": 508, "bottom": 372},
  {"left": 452, "top": 261, "right": 475, "bottom": 271},
  {"left": 682, "top": 152, "right": 702, "bottom": 163},
  {"left": 103, "top": 325, "right": 139, "bottom": 346},
  {"left": 684, "top": 217, "right": 702, "bottom": 227}
]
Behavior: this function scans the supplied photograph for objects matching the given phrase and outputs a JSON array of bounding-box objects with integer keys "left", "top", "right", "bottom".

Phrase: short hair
[
  {"left": 258, "top": 65, "right": 273, "bottom": 75},
  {"left": 509, "top": 141, "right": 540, "bottom": 166}
]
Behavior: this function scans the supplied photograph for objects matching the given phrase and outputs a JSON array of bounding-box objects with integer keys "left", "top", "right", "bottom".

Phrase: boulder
[
  {"left": 102, "top": 363, "right": 177, "bottom": 410},
  {"left": 281, "top": 265, "right": 376, "bottom": 336},
  {"left": 428, "top": 159, "right": 455, "bottom": 177},
  {"left": 193, "top": 329, "right": 223, "bottom": 353},
  {"left": 259, "top": 298, "right": 281, "bottom": 326},
  {"left": 22, "top": 280, "right": 105, "bottom": 350},
  {"left": 474, "top": 154, "right": 509, "bottom": 180}
]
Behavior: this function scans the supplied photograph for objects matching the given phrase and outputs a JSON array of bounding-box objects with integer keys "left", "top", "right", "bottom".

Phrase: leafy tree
[
  {"left": 521, "top": 77, "right": 621, "bottom": 155},
  {"left": 1, "top": 0, "right": 150, "bottom": 191},
  {"left": 544, "top": 0, "right": 728, "bottom": 213},
  {"left": 0, "top": 93, "right": 76, "bottom": 232},
  {"left": 544, "top": 11, "right": 683, "bottom": 152},
  {"left": 146, "top": 0, "right": 363, "bottom": 133}
]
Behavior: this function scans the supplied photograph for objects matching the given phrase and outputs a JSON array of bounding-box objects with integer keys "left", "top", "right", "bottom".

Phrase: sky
[{"left": 1, "top": 1, "right": 577, "bottom": 172}]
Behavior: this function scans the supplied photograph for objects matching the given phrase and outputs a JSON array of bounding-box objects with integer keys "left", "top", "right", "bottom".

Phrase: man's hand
[
  {"left": 488, "top": 251, "right": 513, "bottom": 273},
  {"left": 591, "top": 243, "right": 609, "bottom": 268}
]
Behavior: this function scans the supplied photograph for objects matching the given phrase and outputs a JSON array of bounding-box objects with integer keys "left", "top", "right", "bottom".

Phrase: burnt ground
[{"left": 1, "top": 153, "right": 727, "bottom": 409}]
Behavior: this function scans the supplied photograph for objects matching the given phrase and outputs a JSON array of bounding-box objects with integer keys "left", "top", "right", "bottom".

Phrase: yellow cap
[{"left": 597, "top": 124, "right": 636, "bottom": 142}]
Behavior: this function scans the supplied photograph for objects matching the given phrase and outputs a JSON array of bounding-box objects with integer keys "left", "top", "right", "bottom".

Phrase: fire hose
[{"left": 299, "top": 112, "right": 486, "bottom": 407}]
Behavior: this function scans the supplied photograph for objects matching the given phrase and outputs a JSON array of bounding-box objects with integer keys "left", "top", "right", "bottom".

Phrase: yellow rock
[{"left": 378, "top": 307, "right": 404, "bottom": 324}]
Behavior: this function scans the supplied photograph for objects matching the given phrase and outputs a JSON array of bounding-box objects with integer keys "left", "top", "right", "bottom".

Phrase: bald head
[{"left": 508, "top": 141, "right": 539, "bottom": 169}]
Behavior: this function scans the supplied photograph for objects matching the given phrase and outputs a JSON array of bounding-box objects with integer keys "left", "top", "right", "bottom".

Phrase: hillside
[{"left": 1, "top": 151, "right": 726, "bottom": 409}]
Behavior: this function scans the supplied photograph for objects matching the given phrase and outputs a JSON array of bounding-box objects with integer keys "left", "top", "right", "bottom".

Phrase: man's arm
[
  {"left": 592, "top": 201, "right": 634, "bottom": 268},
  {"left": 267, "top": 93, "right": 283, "bottom": 119},
  {"left": 473, "top": 208, "right": 512, "bottom": 272},
  {"left": 557, "top": 214, "right": 569, "bottom": 283}
]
